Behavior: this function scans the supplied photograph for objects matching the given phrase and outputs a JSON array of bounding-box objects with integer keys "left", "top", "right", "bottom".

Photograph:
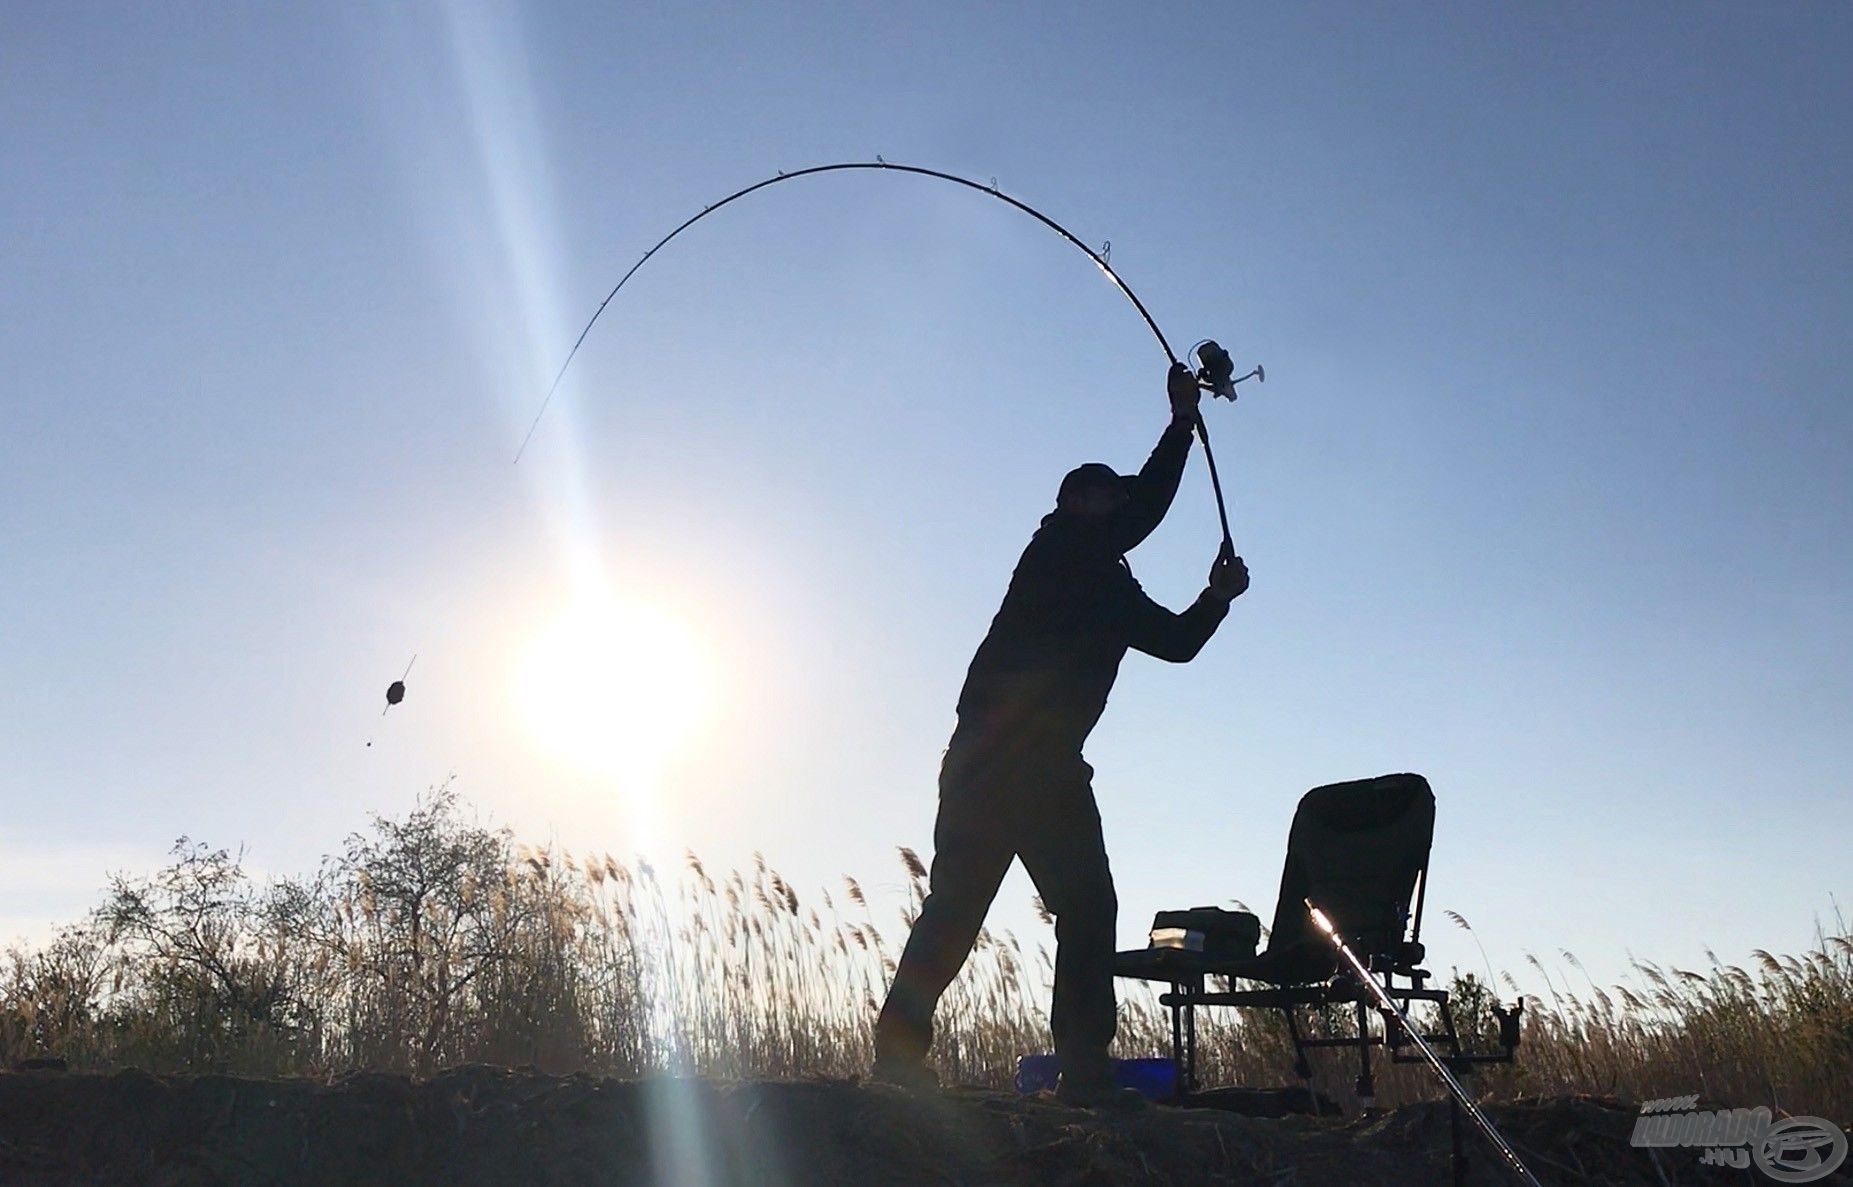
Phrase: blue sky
[{"left": 3, "top": 2, "right": 1849, "bottom": 1001}]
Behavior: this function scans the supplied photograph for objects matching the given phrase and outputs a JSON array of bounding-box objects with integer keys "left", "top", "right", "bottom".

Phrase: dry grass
[{"left": 3, "top": 785, "right": 1846, "bottom": 1123}]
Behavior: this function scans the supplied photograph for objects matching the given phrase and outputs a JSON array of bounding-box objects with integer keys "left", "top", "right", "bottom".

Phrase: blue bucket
[{"left": 1014, "top": 1054, "right": 1178, "bottom": 1101}]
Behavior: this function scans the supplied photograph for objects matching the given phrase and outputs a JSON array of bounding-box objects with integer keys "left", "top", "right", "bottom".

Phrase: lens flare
[{"left": 515, "top": 597, "right": 711, "bottom": 781}]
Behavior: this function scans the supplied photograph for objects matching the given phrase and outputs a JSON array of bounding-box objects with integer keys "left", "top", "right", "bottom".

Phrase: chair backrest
[{"left": 1261, "top": 773, "right": 1435, "bottom": 983}]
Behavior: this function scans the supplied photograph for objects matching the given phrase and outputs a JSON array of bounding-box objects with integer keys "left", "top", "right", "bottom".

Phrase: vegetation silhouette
[{"left": 3, "top": 784, "right": 1847, "bottom": 1127}]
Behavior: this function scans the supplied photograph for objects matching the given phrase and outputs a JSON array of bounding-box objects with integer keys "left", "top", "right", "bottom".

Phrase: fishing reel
[{"left": 1192, "top": 340, "right": 1264, "bottom": 401}]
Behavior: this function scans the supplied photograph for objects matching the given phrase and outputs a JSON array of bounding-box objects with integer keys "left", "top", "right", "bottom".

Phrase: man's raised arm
[{"left": 1113, "top": 363, "right": 1203, "bottom": 552}]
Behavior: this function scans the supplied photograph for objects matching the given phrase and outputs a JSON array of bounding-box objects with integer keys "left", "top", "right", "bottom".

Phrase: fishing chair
[{"left": 1114, "top": 773, "right": 1521, "bottom": 1106}]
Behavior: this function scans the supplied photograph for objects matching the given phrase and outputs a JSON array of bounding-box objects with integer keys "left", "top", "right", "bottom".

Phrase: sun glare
[{"left": 515, "top": 597, "right": 712, "bottom": 780}]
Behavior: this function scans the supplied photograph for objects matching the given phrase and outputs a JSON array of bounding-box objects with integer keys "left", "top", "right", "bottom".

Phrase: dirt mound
[{"left": 0, "top": 1066, "right": 1835, "bottom": 1186}]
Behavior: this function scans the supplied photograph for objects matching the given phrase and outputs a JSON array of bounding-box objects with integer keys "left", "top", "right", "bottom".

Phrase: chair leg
[
  {"left": 1284, "top": 1008, "right": 1311, "bottom": 1081},
  {"left": 1439, "top": 991, "right": 1464, "bottom": 1059},
  {"left": 1355, "top": 997, "right": 1375, "bottom": 1106},
  {"left": 1184, "top": 976, "right": 1200, "bottom": 1095},
  {"left": 1169, "top": 984, "right": 1186, "bottom": 1101}
]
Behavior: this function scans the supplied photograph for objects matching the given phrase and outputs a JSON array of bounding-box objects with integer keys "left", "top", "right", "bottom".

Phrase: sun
[{"left": 515, "top": 596, "right": 712, "bottom": 780}]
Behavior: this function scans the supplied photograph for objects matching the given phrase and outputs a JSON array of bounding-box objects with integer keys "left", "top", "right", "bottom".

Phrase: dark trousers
[{"left": 873, "top": 731, "right": 1119, "bottom": 1080}]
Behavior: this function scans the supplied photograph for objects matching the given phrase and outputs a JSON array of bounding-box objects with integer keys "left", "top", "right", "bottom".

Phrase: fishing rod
[
  {"left": 1306, "top": 900, "right": 1544, "bottom": 1187},
  {"left": 516, "top": 159, "right": 1263, "bottom": 552}
]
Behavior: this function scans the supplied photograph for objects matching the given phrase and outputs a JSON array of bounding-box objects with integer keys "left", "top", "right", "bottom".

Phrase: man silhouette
[{"left": 872, "top": 362, "right": 1249, "bottom": 1106}]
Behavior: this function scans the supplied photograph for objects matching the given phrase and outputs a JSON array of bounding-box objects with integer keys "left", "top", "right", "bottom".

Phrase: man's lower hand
[{"left": 1207, "top": 544, "right": 1249, "bottom": 602}]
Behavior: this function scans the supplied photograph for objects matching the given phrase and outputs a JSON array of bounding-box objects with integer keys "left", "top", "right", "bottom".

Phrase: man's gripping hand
[
  {"left": 1206, "top": 543, "right": 1249, "bottom": 603},
  {"left": 1168, "top": 362, "right": 1201, "bottom": 426}
]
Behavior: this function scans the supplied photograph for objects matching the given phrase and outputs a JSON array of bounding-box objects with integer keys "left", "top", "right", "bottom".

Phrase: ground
[{"left": 0, "top": 1067, "right": 1841, "bottom": 1186}]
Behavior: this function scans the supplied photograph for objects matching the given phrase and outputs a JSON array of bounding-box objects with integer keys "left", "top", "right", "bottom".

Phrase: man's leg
[
  {"left": 1016, "top": 759, "right": 1120, "bottom": 1091},
  {"left": 872, "top": 754, "right": 1014, "bottom": 1073}
]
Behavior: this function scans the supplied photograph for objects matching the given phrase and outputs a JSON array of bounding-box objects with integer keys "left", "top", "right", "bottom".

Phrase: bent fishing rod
[
  {"left": 1306, "top": 901, "right": 1544, "bottom": 1187},
  {"left": 516, "top": 159, "right": 1263, "bottom": 552}
]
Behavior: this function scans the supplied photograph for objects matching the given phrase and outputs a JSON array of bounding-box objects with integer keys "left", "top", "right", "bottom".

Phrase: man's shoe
[
  {"left": 1055, "top": 1073, "right": 1148, "bottom": 1112},
  {"left": 869, "top": 1056, "right": 941, "bottom": 1093}
]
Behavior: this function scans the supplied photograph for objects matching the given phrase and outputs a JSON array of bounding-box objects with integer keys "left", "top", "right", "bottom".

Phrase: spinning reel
[{"left": 1191, "top": 340, "right": 1264, "bottom": 401}]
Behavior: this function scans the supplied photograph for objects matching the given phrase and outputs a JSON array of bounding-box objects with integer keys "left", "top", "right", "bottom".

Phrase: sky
[{"left": 3, "top": 2, "right": 1850, "bottom": 1005}]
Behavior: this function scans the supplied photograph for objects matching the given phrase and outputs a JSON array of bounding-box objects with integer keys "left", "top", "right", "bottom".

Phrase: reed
[{"left": 3, "top": 787, "right": 1844, "bottom": 1122}]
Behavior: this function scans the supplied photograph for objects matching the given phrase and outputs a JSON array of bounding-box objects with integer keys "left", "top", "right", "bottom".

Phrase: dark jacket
[{"left": 954, "top": 421, "right": 1228, "bottom": 754}]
